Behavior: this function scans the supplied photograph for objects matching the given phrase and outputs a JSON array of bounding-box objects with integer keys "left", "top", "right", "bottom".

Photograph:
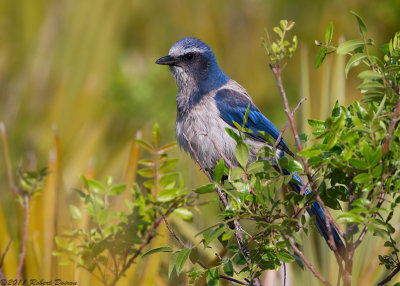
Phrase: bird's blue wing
[{"left": 214, "top": 88, "right": 293, "bottom": 155}]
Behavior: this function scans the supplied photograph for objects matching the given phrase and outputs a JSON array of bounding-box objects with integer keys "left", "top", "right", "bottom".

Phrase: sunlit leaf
[
  {"left": 108, "top": 184, "right": 126, "bottom": 196},
  {"left": 223, "top": 260, "right": 234, "bottom": 276},
  {"left": 345, "top": 53, "right": 367, "bottom": 77},
  {"left": 213, "top": 159, "right": 225, "bottom": 183},
  {"left": 157, "top": 188, "right": 181, "bottom": 202},
  {"left": 203, "top": 225, "right": 225, "bottom": 247},
  {"left": 142, "top": 246, "right": 172, "bottom": 258},
  {"left": 87, "top": 179, "right": 105, "bottom": 194},
  {"left": 277, "top": 251, "right": 295, "bottom": 263},
  {"left": 173, "top": 208, "right": 193, "bottom": 222},
  {"left": 314, "top": 47, "right": 327, "bottom": 69},
  {"left": 325, "top": 22, "right": 333, "bottom": 44},
  {"left": 235, "top": 142, "right": 249, "bottom": 168},
  {"left": 206, "top": 267, "right": 219, "bottom": 286},
  {"left": 193, "top": 183, "right": 215, "bottom": 194},
  {"left": 350, "top": 11, "right": 367, "bottom": 36},
  {"left": 70, "top": 205, "right": 82, "bottom": 221},
  {"left": 337, "top": 40, "right": 364, "bottom": 55},
  {"left": 176, "top": 248, "right": 191, "bottom": 275},
  {"left": 247, "top": 160, "right": 272, "bottom": 174}
]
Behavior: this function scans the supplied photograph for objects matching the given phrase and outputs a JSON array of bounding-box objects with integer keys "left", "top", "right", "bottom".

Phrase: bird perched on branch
[{"left": 156, "top": 37, "right": 344, "bottom": 255}]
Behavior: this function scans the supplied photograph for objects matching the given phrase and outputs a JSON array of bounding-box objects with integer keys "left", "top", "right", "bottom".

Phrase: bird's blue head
[{"left": 156, "top": 37, "right": 229, "bottom": 93}]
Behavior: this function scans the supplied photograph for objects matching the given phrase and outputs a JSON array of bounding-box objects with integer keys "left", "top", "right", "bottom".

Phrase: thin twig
[
  {"left": 206, "top": 134, "right": 235, "bottom": 169},
  {"left": 377, "top": 264, "right": 400, "bottom": 286},
  {"left": 16, "top": 196, "right": 30, "bottom": 281},
  {"left": 274, "top": 97, "right": 306, "bottom": 151},
  {"left": 354, "top": 192, "right": 385, "bottom": 249},
  {"left": 283, "top": 262, "right": 287, "bottom": 286},
  {"left": 0, "top": 268, "right": 5, "bottom": 281},
  {"left": 0, "top": 238, "right": 12, "bottom": 269},
  {"left": 219, "top": 275, "right": 248, "bottom": 285},
  {"left": 162, "top": 215, "right": 186, "bottom": 248},
  {"left": 285, "top": 235, "right": 331, "bottom": 286}
]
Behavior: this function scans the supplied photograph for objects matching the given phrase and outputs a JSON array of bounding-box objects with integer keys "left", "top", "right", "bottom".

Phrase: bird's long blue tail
[{"left": 286, "top": 171, "right": 345, "bottom": 258}]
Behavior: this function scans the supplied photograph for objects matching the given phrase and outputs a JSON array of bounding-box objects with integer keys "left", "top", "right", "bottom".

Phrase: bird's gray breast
[{"left": 175, "top": 95, "right": 238, "bottom": 172}]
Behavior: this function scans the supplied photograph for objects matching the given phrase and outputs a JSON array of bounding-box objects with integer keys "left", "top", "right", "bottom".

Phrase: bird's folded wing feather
[{"left": 213, "top": 88, "right": 293, "bottom": 156}]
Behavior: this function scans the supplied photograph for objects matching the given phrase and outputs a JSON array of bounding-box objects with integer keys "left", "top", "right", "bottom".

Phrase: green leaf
[
  {"left": 159, "top": 173, "right": 178, "bottom": 188},
  {"left": 345, "top": 53, "right": 367, "bottom": 77},
  {"left": 176, "top": 248, "right": 191, "bottom": 275},
  {"left": 247, "top": 160, "right": 272, "bottom": 174},
  {"left": 337, "top": 212, "right": 363, "bottom": 223},
  {"left": 235, "top": 142, "right": 249, "bottom": 168},
  {"left": 349, "top": 158, "right": 368, "bottom": 170},
  {"left": 353, "top": 173, "right": 370, "bottom": 184},
  {"left": 206, "top": 267, "right": 219, "bottom": 286},
  {"left": 278, "top": 156, "right": 289, "bottom": 169},
  {"left": 314, "top": 47, "right": 327, "bottom": 69},
  {"left": 157, "top": 188, "right": 181, "bottom": 202},
  {"left": 142, "top": 246, "right": 172, "bottom": 258},
  {"left": 158, "top": 142, "right": 178, "bottom": 154},
  {"left": 242, "top": 105, "right": 251, "bottom": 127},
  {"left": 203, "top": 225, "right": 225, "bottom": 247},
  {"left": 137, "top": 168, "right": 155, "bottom": 178},
  {"left": 168, "top": 251, "right": 179, "bottom": 279},
  {"left": 230, "top": 167, "right": 244, "bottom": 180},
  {"left": 225, "top": 128, "right": 240, "bottom": 142},
  {"left": 173, "top": 208, "right": 193, "bottom": 222},
  {"left": 358, "top": 82, "right": 384, "bottom": 93},
  {"left": 159, "top": 158, "right": 179, "bottom": 173},
  {"left": 105, "top": 176, "right": 113, "bottom": 187},
  {"left": 372, "top": 164, "right": 383, "bottom": 178},
  {"left": 273, "top": 27, "right": 283, "bottom": 37},
  {"left": 87, "top": 179, "right": 105, "bottom": 194},
  {"left": 325, "top": 22, "right": 333, "bottom": 44},
  {"left": 152, "top": 123, "right": 160, "bottom": 147},
  {"left": 70, "top": 205, "right": 82, "bottom": 221},
  {"left": 358, "top": 70, "right": 383, "bottom": 80},
  {"left": 298, "top": 147, "right": 321, "bottom": 158},
  {"left": 362, "top": 92, "right": 384, "bottom": 102},
  {"left": 337, "top": 40, "right": 364, "bottom": 55},
  {"left": 308, "top": 119, "right": 325, "bottom": 127},
  {"left": 188, "top": 268, "right": 206, "bottom": 284},
  {"left": 288, "top": 160, "right": 303, "bottom": 172},
  {"left": 108, "top": 184, "right": 126, "bottom": 196},
  {"left": 367, "top": 146, "right": 382, "bottom": 167},
  {"left": 223, "top": 260, "right": 234, "bottom": 276},
  {"left": 193, "top": 183, "right": 215, "bottom": 194},
  {"left": 136, "top": 139, "right": 154, "bottom": 153},
  {"left": 276, "top": 241, "right": 287, "bottom": 249},
  {"left": 214, "top": 159, "right": 225, "bottom": 183},
  {"left": 350, "top": 11, "right": 367, "bottom": 36},
  {"left": 277, "top": 251, "right": 295, "bottom": 263}
]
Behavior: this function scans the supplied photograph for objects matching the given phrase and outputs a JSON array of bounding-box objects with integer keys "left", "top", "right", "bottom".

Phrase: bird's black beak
[{"left": 155, "top": 55, "right": 178, "bottom": 66}]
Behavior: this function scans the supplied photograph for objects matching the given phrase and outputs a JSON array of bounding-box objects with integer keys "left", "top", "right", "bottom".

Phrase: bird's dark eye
[{"left": 184, "top": 53, "right": 194, "bottom": 60}]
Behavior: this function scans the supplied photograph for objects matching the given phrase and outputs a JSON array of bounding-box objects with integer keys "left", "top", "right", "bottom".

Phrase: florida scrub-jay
[{"left": 156, "top": 37, "right": 344, "bottom": 254}]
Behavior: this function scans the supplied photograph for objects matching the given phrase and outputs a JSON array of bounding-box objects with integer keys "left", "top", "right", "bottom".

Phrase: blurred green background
[{"left": 0, "top": 0, "right": 399, "bottom": 285}]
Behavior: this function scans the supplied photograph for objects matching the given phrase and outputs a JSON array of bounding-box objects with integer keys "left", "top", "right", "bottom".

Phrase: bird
[{"left": 156, "top": 37, "right": 345, "bottom": 256}]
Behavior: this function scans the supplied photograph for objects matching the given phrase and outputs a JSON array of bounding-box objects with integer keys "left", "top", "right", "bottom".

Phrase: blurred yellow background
[{"left": 0, "top": 0, "right": 399, "bottom": 285}]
